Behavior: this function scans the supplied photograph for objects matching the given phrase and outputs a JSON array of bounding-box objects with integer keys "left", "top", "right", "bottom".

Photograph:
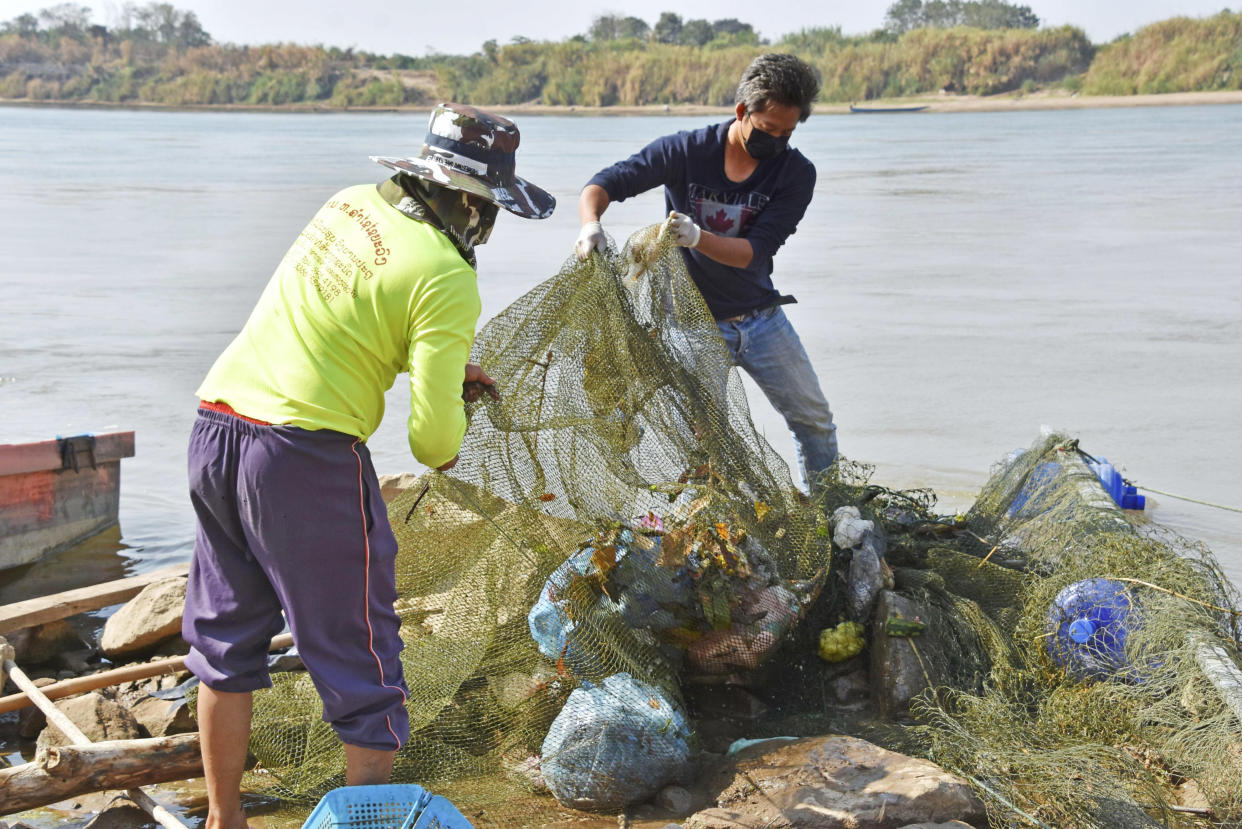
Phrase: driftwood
[
  {"left": 0, "top": 636, "right": 13, "bottom": 690},
  {"left": 2, "top": 652, "right": 192, "bottom": 829},
  {"left": 0, "top": 562, "right": 189, "bottom": 634},
  {"left": 0, "top": 734, "right": 203, "bottom": 815},
  {"left": 0, "top": 632, "right": 293, "bottom": 714}
]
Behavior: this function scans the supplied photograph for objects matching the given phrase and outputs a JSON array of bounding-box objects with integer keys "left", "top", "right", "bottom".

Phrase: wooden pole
[
  {"left": 0, "top": 632, "right": 294, "bottom": 714},
  {"left": 0, "top": 735, "right": 202, "bottom": 815},
  {"left": 3, "top": 653, "right": 191, "bottom": 829},
  {"left": 0, "top": 636, "right": 13, "bottom": 691}
]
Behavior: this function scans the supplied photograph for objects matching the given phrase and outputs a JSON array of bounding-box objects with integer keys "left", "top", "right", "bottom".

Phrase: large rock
[
  {"left": 130, "top": 695, "right": 196, "bottom": 736},
  {"left": 100, "top": 577, "right": 187, "bottom": 658},
  {"left": 18, "top": 677, "right": 57, "bottom": 738},
  {"left": 36, "top": 692, "right": 144, "bottom": 749},
  {"left": 685, "top": 735, "right": 984, "bottom": 829},
  {"left": 833, "top": 507, "right": 889, "bottom": 622},
  {"left": 82, "top": 796, "right": 154, "bottom": 829},
  {"left": 6, "top": 620, "right": 86, "bottom": 666},
  {"left": 870, "top": 591, "right": 941, "bottom": 719}
]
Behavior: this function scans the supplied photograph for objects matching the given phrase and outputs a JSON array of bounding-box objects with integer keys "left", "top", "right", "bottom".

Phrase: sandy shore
[{"left": 4, "top": 89, "right": 1242, "bottom": 116}]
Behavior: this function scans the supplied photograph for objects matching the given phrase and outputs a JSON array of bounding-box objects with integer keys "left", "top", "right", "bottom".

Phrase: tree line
[{"left": 1, "top": 2, "right": 1239, "bottom": 107}]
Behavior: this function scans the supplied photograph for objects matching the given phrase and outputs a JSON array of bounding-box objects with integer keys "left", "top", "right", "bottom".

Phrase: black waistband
[{"left": 714, "top": 295, "right": 796, "bottom": 323}]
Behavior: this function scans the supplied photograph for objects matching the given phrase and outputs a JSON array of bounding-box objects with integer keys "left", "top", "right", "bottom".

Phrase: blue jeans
[{"left": 717, "top": 306, "right": 838, "bottom": 489}]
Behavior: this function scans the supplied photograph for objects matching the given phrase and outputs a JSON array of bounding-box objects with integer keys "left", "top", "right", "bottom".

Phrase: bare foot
[{"left": 204, "top": 807, "right": 250, "bottom": 829}]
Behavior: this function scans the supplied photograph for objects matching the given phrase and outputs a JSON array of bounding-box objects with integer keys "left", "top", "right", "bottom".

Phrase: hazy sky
[{"left": 3, "top": 0, "right": 1234, "bottom": 56}]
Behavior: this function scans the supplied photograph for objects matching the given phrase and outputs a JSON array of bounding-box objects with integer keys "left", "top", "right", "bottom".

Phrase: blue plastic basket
[{"left": 301, "top": 784, "right": 474, "bottom": 829}]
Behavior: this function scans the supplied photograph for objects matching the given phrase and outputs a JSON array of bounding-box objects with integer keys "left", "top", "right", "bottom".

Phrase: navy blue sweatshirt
[{"left": 587, "top": 119, "right": 816, "bottom": 319}]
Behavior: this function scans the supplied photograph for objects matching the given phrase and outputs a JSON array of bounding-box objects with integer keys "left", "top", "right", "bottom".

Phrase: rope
[
  {"left": 1074, "top": 443, "right": 1242, "bottom": 514},
  {"left": 1134, "top": 484, "right": 1242, "bottom": 515}
]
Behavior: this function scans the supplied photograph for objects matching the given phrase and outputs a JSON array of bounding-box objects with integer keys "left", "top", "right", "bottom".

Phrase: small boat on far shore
[
  {"left": 0, "top": 431, "right": 135, "bottom": 571},
  {"left": 849, "top": 103, "right": 930, "bottom": 113}
]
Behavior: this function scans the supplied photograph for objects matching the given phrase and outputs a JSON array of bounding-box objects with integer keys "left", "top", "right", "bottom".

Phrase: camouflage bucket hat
[{"left": 372, "top": 102, "right": 555, "bottom": 220}]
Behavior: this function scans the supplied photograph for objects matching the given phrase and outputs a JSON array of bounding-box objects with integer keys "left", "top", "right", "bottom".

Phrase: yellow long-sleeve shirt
[{"left": 197, "top": 183, "right": 480, "bottom": 469}]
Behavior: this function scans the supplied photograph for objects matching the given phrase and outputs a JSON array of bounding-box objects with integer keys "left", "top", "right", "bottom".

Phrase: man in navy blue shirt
[{"left": 575, "top": 53, "right": 837, "bottom": 489}]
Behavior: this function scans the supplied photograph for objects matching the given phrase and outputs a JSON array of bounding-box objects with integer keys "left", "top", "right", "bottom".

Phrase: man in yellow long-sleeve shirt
[{"left": 184, "top": 103, "right": 554, "bottom": 829}]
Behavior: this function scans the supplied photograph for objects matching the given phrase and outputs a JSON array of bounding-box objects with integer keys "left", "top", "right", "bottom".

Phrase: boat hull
[
  {"left": 0, "top": 432, "right": 134, "bottom": 571},
  {"left": 849, "top": 104, "right": 929, "bottom": 113}
]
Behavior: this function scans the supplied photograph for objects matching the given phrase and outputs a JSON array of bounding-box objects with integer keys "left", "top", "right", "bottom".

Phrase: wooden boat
[
  {"left": 849, "top": 103, "right": 929, "bottom": 113},
  {"left": 0, "top": 431, "right": 134, "bottom": 571}
]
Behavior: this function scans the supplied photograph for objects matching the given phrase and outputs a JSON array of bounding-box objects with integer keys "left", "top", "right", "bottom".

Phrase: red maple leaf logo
[{"left": 703, "top": 209, "right": 735, "bottom": 234}]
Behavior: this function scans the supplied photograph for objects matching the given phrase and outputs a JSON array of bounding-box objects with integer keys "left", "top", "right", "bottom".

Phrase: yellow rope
[
  {"left": 1108, "top": 576, "right": 1242, "bottom": 618},
  {"left": 1135, "top": 485, "right": 1242, "bottom": 514}
]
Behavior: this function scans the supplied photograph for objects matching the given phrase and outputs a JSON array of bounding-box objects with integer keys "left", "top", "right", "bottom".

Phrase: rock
[
  {"left": 870, "top": 591, "right": 940, "bottom": 719},
  {"left": 7, "top": 620, "right": 86, "bottom": 666},
  {"left": 895, "top": 823, "right": 976, "bottom": 829},
  {"left": 687, "top": 683, "right": 770, "bottom": 721},
  {"left": 100, "top": 577, "right": 187, "bottom": 658},
  {"left": 657, "top": 785, "right": 695, "bottom": 816},
  {"left": 36, "top": 692, "right": 145, "bottom": 749},
  {"left": 18, "top": 677, "right": 57, "bottom": 738},
  {"left": 130, "top": 695, "right": 196, "bottom": 737},
  {"left": 1174, "top": 778, "right": 1210, "bottom": 810},
  {"left": 82, "top": 796, "right": 155, "bottom": 829},
  {"left": 685, "top": 735, "right": 985, "bottom": 829},
  {"left": 377, "top": 471, "right": 424, "bottom": 502},
  {"left": 833, "top": 507, "right": 889, "bottom": 622},
  {"left": 848, "top": 543, "right": 885, "bottom": 622},
  {"left": 59, "top": 648, "right": 94, "bottom": 674},
  {"left": 151, "top": 635, "right": 191, "bottom": 657},
  {"left": 828, "top": 669, "right": 870, "bottom": 707}
]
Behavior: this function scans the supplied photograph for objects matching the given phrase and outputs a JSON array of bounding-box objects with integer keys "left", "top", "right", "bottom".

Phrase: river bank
[{"left": 3, "top": 88, "right": 1242, "bottom": 116}]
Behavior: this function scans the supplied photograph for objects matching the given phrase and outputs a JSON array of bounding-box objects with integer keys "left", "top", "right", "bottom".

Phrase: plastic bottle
[{"left": 1044, "top": 578, "right": 1139, "bottom": 682}]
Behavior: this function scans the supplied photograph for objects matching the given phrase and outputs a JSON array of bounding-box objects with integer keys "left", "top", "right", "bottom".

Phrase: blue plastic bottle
[{"left": 1044, "top": 578, "right": 1139, "bottom": 682}]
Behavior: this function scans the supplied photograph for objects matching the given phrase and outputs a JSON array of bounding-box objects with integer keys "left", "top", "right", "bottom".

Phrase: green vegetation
[
  {"left": 1, "top": 2, "right": 1239, "bottom": 108},
  {"left": 883, "top": 0, "right": 1040, "bottom": 35},
  {"left": 1081, "top": 11, "right": 1242, "bottom": 94}
]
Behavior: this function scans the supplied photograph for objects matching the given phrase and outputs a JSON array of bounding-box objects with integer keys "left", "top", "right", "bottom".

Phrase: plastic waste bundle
[
  {"left": 528, "top": 512, "right": 803, "bottom": 678},
  {"left": 1085, "top": 457, "right": 1146, "bottom": 510},
  {"left": 540, "top": 672, "right": 692, "bottom": 811},
  {"left": 1044, "top": 577, "right": 1140, "bottom": 682}
]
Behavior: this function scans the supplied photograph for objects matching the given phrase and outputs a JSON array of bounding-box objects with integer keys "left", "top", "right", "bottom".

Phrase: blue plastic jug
[{"left": 1045, "top": 578, "right": 1139, "bottom": 682}]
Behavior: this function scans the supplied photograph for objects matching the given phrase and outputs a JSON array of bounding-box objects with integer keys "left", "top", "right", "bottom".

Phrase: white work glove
[
  {"left": 668, "top": 211, "right": 701, "bottom": 248},
  {"left": 575, "top": 221, "right": 607, "bottom": 260}
]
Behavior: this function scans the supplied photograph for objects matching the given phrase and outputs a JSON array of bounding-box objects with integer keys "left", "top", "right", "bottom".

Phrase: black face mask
[{"left": 742, "top": 116, "right": 790, "bottom": 160}]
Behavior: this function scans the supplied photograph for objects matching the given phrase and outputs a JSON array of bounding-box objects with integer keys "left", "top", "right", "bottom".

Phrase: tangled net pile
[
  {"left": 909, "top": 435, "right": 1242, "bottom": 827},
  {"left": 243, "top": 224, "right": 830, "bottom": 824},
  {"left": 238, "top": 224, "right": 1242, "bottom": 828}
]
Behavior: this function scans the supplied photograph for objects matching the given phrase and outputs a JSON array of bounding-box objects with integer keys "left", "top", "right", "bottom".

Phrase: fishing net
[
  {"left": 236, "top": 224, "right": 1242, "bottom": 829},
  {"left": 240, "top": 223, "right": 832, "bottom": 824},
  {"left": 906, "top": 434, "right": 1242, "bottom": 828}
]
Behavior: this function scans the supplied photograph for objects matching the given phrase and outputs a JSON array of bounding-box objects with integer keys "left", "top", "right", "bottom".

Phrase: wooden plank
[
  {"left": 0, "top": 632, "right": 294, "bottom": 714},
  {"left": 4, "top": 655, "right": 92, "bottom": 745},
  {"left": 0, "top": 734, "right": 203, "bottom": 816},
  {"left": 0, "top": 431, "right": 135, "bottom": 476},
  {"left": 0, "top": 655, "right": 193, "bottom": 828},
  {"left": 0, "top": 562, "right": 190, "bottom": 634}
]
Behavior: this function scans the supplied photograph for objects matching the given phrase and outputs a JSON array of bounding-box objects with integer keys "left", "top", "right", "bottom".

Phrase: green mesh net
[
  {"left": 241, "top": 223, "right": 830, "bottom": 825},
  {"left": 237, "top": 226, "right": 1242, "bottom": 829}
]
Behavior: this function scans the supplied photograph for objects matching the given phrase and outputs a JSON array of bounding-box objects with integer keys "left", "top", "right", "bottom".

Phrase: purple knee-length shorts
[{"left": 183, "top": 407, "right": 410, "bottom": 751}]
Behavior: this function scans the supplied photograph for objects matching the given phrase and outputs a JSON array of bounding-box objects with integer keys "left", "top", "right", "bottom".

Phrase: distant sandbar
[{"left": 4, "top": 89, "right": 1242, "bottom": 116}]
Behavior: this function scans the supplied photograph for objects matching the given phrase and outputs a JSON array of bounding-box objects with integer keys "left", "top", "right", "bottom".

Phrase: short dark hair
[{"left": 735, "top": 53, "right": 821, "bottom": 122}]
